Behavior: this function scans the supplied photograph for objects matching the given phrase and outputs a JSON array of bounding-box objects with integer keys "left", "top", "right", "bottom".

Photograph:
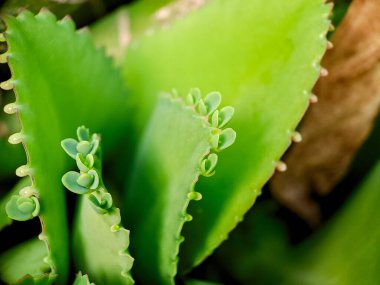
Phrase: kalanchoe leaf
[
  {"left": 61, "top": 138, "right": 78, "bottom": 159},
  {"left": 124, "top": 91, "right": 235, "bottom": 284},
  {"left": 89, "top": 138, "right": 100, "bottom": 155},
  {"left": 76, "top": 141, "right": 92, "bottom": 156},
  {"left": 5, "top": 195, "right": 40, "bottom": 221},
  {"left": 196, "top": 99, "right": 208, "bottom": 116},
  {"left": 1, "top": 8, "right": 131, "bottom": 283},
  {"left": 88, "top": 189, "right": 113, "bottom": 214},
  {"left": 211, "top": 110, "right": 220, "bottom": 128},
  {"left": 77, "top": 126, "right": 90, "bottom": 142},
  {"left": 216, "top": 106, "right": 235, "bottom": 128},
  {"left": 76, "top": 153, "right": 95, "bottom": 173},
  {"left": 111, "top": 0, "right": 331, "bottom": 270},
  {"left": 186, "top": 88, "right": 202, "bottom": 105},
  {"left": 62, "top": 171, "right": 90, "bottom": 195},
  {"left": 217, "top": 128, "right": 237, "bottom": 151},
  {"left": 201, "top": 153, "right": 218, "bottom": 177},
  {"left": 210, "top": 132, "right": 220, "bottom": 150},
  {"left": 64, "top": 126, "right": 134, "bottom": 284},
  {"left": 73, "top": 272, "right": 93, "bottom": 285},
  {"left": 0, "top": 238, "right": 53, "bottom": 285},
  {"left": 77, "top": 173, "right": 95, "bottom": 188},
  {"left": 204, "top": 92, "right": 221, "bottom": 115},
  {"left": 30, "top": 197, "right": 41, "bottom": 217},
  {"left": 88, "top": 169, "right": 100, "bottom": 190}
]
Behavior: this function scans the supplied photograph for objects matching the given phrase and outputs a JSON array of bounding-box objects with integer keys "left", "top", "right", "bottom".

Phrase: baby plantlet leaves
[
  {"left": 62, "top": 172, "right": 91, "bottom": 195},
  {"left": 211, "top": 107, "right": 234, "bottom": 129},
  {"left": 77, "top": 126, "right": 90, "bottom": 142},
  {"left": 124, "top": 90, "right": 236, "bottom": 284},
  {"left": 87, "top": 189, "right": 113, "bottom": 214},
  {"left": 203, "top": 92, "right": 221, "bottom": 115},
  {"left": 118, "top": 0, "right": 331, "bottom": 270},
  {"left": 1, "top": 8, "right": 129, "bottom": 283},
  {"left": 76, "top": 154, "right": 95, "bottom": 173},
  {"left": 0, "top": 178, "right": 29, "bottom": 230},
  {"left": 62, "top": 127, "right": 134, "bottom": 285},
  {"left": 61, "top": 139, "right": 79, "bottom": 159},
  {"left": 5, "top": 193, "right": 40, "bottom": 221},
  {"left": 200, "top": 153, "right": 218, "bottom": 177}
]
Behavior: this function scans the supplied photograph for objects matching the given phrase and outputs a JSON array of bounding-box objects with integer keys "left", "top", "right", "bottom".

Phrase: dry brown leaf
[{"left": 270, "top": 0, "right": 380, "bottom": 225}]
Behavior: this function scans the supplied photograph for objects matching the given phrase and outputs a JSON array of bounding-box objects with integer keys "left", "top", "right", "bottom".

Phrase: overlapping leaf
[
  {"left": 118, "top": 0, "right": 331, "bottom": 270},
  {"left": 61, "top": 127, "right": 133, "bottom": 285},
  {"left": 1, "top": 10, "right": 129, "bottom": 283},
  {"left": 124, "top": 91, "right": 235, "bottom": 284}
]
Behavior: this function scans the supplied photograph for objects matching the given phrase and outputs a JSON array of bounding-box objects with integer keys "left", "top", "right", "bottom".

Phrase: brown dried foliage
[{"left": 270, "top": 0, "right": 380, "bottom": 225}]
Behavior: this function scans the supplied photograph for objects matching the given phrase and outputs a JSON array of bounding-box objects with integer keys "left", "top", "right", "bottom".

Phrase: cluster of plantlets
[{"left": 1, "top": 0, "right": 378, "bottom": 284}]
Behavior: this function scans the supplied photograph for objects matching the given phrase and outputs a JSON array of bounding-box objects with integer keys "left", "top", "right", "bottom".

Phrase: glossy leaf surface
[
  {"left": 121, "top": 0, "right": 331, "bottom": 269},
  {"left": 125, "top": 93, "right": 235, "bottom": 284},
  {"left": 0, "top": 238, "right": 53, "bottom": 285},
  {"left": 73, "top": 198, "right": 134, "bottom": 285},
  {"left": 3, "top": 10, "right": 129, "bottom": 283},
  {"left": 62, "top": 127, "right": 133, "bottom": 285}
]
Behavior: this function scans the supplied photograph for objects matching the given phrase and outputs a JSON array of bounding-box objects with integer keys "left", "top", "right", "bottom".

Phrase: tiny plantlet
[{"left": 1, "top": 1, "right": 378, "bottom": 285}]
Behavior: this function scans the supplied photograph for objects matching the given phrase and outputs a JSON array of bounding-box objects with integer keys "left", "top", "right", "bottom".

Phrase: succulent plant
[{"left": 2, "top": 1, "right": 377, "bottom": 285}]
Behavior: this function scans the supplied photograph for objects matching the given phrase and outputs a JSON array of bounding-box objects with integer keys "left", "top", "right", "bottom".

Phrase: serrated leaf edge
[{"left": 161, "top": 89, "right": 236, "bottom": 281}]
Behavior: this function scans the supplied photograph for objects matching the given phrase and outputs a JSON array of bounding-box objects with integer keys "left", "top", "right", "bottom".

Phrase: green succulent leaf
[
  {"left": 62, "top": 171, "right": 90, "bottom": 195},
  {"left": 87, "top": 190, "right": 113, "bottom": 214},
  {"left": 1, "top": 9, "right": 129, "bottom": 284},
  {"left": 62, "top": 127, "right": 134, "bottom": 285},
  {"left": 0, "top": 178, "right": 29, "bottom": 230},
  {"left": 5, "top": 194, "right": 40, "bottom": 221},
  {"left": 0, "top": 238, "right": 55, "bottom": 285},
  {"left": 211, "top": 107, "right": 234, "bottom": 129},
  {"left": 117, "top": 0, "right": 331, "bottom": 270},
  {"left": 61, "top": 139, "right": 79, "bottom": 160},
  {"left": 73, "top": 197, "right": 134, "bottom": 285},
  {"left": 73, "top": 272, "right": 94, "bottom": 285},
  {"left": 124, "top": 92, "right": 235, "bottom": 284},
  {"left": 76, "top": 153, "right": 95, "bottom": 173},
  {"left": 77, "top": 126, "right": 90, "bottom": 142}
]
